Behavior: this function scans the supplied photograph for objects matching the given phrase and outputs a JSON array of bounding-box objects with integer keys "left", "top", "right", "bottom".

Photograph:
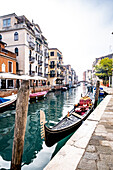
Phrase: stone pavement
[
  {"left": 76, "top": 95, "right": 113, "bottom": 170},
  {"left": 44, "top": 93, "right": 113, "bottom": 170}
]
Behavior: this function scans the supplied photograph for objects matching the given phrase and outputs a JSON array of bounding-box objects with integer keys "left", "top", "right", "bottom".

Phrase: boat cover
[{"left": 0, "top": 97, "right": 10, "bottom": 104}]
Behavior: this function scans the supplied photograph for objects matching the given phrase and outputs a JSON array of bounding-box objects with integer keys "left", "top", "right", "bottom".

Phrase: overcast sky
[{"left": 1, "top": 0, "right": 113, "bottom": 80}]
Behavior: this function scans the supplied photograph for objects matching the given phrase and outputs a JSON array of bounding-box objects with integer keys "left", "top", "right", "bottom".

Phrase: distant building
[
  {"left": 86, "top": 70, "right": 92, "bottom": 83},
  {"left": 0, "top": 40, "right": 16, "bottom": 88},
  {"left": 48, "top": 48, "right": 64, "bottom": 85},
  {"left": 83, "top": 71, "right": 86, "bottom": 82}
]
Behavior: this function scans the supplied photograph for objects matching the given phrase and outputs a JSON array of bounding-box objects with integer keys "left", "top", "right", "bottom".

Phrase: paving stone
[
  {"left": 86, "top": 145, "right": 96, "bottom": 152},
  {"left": 100, "top": 154, "right": 113, "bottom": 164},
  {"left": 77, "top": 158, "right": 97, "bottom": 170},
  {"left": 97, "top": 160, "right": 109, "bottom": 170},
  {"left": 83, "top": 152, "right": 99, "bottom": 160},
  {"left": 96, "top": 145, "right": 112, "bottom": 154}
]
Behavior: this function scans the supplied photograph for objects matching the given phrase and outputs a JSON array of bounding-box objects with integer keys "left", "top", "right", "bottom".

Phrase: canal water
[{"left": 0, "top": 84, "right": 88, "bottom": 170}]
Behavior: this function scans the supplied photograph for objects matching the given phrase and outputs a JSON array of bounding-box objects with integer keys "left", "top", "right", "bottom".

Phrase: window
[
  {"left": 36, "top": 53, "right": 37, "bottom": 60},
  {"left": 36, "top": 66, "right": 37, "bottom": 73},
  {"left": 8, "top": 61, "right": 13, "bottom": 73},
  {"left": 0, "top": 34, "right": 2, "bottom": 41},
  {"left": 2, "top": 63, "right": 5, "bottom": 72},
  {"left": 14, "top": 32, "right": 18, "bottom": 41},
  {"left": 15, "top": 48, "right": 18, "bottom": 56},
  {"left": 50, "top": 52, "right": 54, "bottom": 56},
  {"left": 3, "top": 18, "right": 11, "bottom": 27},
  {"left": 50, "top": 61, "right": 55, "bottom": 65}
]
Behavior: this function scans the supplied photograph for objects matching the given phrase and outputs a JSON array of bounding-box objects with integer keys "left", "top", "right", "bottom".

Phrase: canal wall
[
  {"left": 44, "top": 94, "right": 113, "bottom": 170},
  {"left": 0, "top": 84, "right": 65, "bottom": 97}
]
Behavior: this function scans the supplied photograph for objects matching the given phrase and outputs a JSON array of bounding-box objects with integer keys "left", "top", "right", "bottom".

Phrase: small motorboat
[
  {"left": 43, "top": 95, "right": 94, "bottom": 147},
  {"left": 29, "top": 91, "right": 48, "bottom": 99},
  {"left": 0, "top": 94, "right": 17, "bottom": 112},
  {"left": 61, "top": 87, "right": 67, "bottom": 91},
  {"left": 93, "top": 86, "right": 104, "bottom": 96}
]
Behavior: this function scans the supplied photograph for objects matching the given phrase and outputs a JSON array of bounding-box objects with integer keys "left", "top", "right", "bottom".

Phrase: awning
[
  {"left": 0, "top": 73, "right": 47, "bottom": 81},
  {"left": 0, "top": 73, "right": 20, "bottom": 80}
]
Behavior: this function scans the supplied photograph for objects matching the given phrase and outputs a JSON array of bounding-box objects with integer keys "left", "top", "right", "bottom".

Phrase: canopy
[{"left": 0, "top": 73, "right": 47, "bottom": 81}]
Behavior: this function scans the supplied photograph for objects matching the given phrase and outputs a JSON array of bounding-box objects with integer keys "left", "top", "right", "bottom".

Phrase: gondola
[{"left": 44, "top": 95, "right": 94, "bottom": 147}]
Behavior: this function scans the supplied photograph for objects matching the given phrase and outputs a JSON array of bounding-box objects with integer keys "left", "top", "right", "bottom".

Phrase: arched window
[
  {"left": 14, "top": 32, "right": 18, "bottom": 41},
  {"left": 0, "top": 34, "right": 2, "bottom": 41},
  {"left": 15, "top": 48, "right": 18, "bottom": 56}
]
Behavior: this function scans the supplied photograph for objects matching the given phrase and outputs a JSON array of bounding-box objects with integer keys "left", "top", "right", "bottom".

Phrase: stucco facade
[{"left": 0, "top": 13, "right": 48, "bottom": 83}]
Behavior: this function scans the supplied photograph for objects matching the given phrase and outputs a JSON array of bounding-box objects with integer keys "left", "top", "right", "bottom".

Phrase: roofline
[
  {"left": 48, "top": 48, "right": 62, "bottom": 54},
  {"left": 0, "top": 13, "right": 17, "bottom": 18}
]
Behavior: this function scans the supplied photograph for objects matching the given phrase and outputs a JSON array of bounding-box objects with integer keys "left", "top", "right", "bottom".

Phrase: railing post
[{"left": 10, "top": 80, "right": 30, "bottom": 170}]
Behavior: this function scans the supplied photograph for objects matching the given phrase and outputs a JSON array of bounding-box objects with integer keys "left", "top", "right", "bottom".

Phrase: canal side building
[
  {"left": 0, "top": 13, "right": 48, "bottom": 86},
  {"left": 0, "top": 40, "right": 16, "bottom": 89},
  {"left": 48, "top": 48, "right": 64, "bottom": 86},
  {"left": 92, "top": 53, "right": 113, "bottom": 86}
]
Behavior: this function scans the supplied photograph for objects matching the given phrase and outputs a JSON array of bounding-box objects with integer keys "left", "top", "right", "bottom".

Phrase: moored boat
[
  {"left": 61, "top": 87, "right": 67, "bottom": 91},
  {"left": 30, "top": 91, "right": 48, "bottom": 99},
  {"left": 93, "top": 86, "right": 105, "bottom": 96},
  {"left": 0, "top": 94, "right": 17, "bottom": 112},
  {"left": 44, "top": 95, "right": 94, "bottom": 147}
]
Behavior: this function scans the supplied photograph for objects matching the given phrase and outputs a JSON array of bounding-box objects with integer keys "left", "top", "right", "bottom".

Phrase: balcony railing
[
  {"left": 38, "top": 60, "right": 43, "bottom": 66},
  {"left": 38, "top": 72, "right": 42, "bottom": 76},
  {"left": 44, "top": 73, "right": 48, "bottom": 78},
  {"left": 44, "top": 63, "right": 48, "bottom": 67},
  {"left": 44, "top": 52, "right": 49, "bottom": 58},
  {"left": 28, "top": 41, "right": 35, "bottom": 50},
  {"left": 36, "top": 48, "right": 43, "bottom": 55},
  {"left": 29, "top": 71, "right": 35, "bottom": 76},
  {"left": 29, "top": 56, "right": 35, "bottom": 63},
  {"left": 35, "top": 34, "right": 41, "bottom": 40}
]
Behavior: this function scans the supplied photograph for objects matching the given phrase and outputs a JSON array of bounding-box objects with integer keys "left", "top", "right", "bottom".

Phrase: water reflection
[{"left": 0, "top": 84, "right": 88, "bottom": 169}]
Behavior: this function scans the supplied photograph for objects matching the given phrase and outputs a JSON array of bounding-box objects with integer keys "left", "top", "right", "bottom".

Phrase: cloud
[{"left": 1, "top": 0, "right": 113, "bottom": 80}]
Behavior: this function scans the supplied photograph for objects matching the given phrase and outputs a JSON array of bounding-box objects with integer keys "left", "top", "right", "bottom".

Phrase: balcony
[
  {"left": 44, "top": 40, "right": 48, "bottom": 46},
  {"left": 35, "top": 34, "right": 41, "bottom": 39},
  {"left": 38, "top": 72, "right": 43, "bottom": 76},
  {"left": 38, "top": 60, "right": 43, "bottom": 66},
  {"left": 28, "top": 41, "right": 35, "bottom": 50},
  {"left": 44, "top": 73, "right": 48, "bottom": 78},
  {"left": 49, "top": 64, "right": 55, "bottom": 69},
  {"left": 29, "top": 56, "right": 35, "bottom": 63},
  {"left": 36, "top": 34, "right": 42, "bottom": 43},
  {"left": 44, "top": 63, "right": 48, "bottom": 68},
  {"left": 44, "top": 52, "right": 49, "bottom": 58},
  {"left": 29, "top": 71, "right": 35, "bottom": 76},
  {"left": 36, "top": 48, "right": 43, "bottom": 55}
]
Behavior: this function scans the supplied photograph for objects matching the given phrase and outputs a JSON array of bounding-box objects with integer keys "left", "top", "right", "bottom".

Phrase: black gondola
[{"left": 44, "top": 95, "right": 94, "bottom": 147}]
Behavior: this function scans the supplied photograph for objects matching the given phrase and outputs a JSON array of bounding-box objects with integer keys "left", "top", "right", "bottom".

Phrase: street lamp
[{"left": 111, "top": 32, "right": 113, "bottom": 87}]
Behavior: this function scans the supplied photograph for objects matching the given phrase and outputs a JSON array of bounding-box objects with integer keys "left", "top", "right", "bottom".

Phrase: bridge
[{"left": 77, "top": 80, "right": 89, "bottom": 84}]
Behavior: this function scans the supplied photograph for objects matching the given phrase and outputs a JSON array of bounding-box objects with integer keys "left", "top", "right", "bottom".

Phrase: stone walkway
[
  {"left": 44, "top": 93, "right": 113, "bottom": 170},
  {"left": 77, "top": 95, "right": 113, "bottom": 170}
]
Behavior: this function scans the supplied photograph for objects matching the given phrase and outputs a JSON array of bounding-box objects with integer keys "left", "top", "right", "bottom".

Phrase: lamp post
[{"left": 111, "top": 32, "right": 113, "bottom": 87}]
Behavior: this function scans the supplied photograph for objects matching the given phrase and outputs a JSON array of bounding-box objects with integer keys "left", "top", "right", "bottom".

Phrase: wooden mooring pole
[
  {"left": 10, "top": 80, "right": 30, "bottom": 170},
  {"left": 94, "top": 80, "right": 100, "bottom": 109}
]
